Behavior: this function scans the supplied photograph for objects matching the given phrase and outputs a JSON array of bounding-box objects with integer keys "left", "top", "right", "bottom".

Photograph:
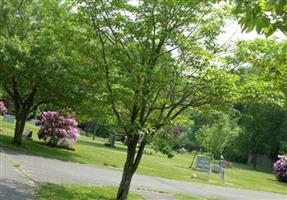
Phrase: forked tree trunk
[{"left": 116, "top": 134, "right": 146, "bottom": 200}]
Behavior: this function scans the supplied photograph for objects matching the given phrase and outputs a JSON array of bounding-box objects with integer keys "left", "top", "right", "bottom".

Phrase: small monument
[
  {"left": 3, "top": 114, "right": 15, "bottom": 123},
  {"left": 30, "top": 119, "right": 39, "bottom": 125},
  {"left": 105, "top": 134, "right": 116, "bottom": 147},
  {"left": 23, "top": 130, "right": 33, "bottom": 140},
  {"left": 195, "top": 155, "right": 211, "bottom": 172},
  {"left": 211, "top": 165, "right": 222, "bottom": 173},
  {"left": 56, "top": 138, "right": 75, "bottom": 151}
]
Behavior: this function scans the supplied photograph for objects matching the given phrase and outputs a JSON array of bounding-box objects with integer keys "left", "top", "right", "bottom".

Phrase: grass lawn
[
  {"left": 36, "top": 184, "right": 220, "bottom": 200},
  {"left": 0, "top": 117, "right": 286, "bottom": 194},
  {"left": 36, "top": 184, "right": 144, "bottom": 200}
]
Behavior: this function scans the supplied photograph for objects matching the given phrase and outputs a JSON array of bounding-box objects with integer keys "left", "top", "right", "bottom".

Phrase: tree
[
  {"left": 238, "top": 103, "right": 286, "bottom": 169},
  {"left": 78, "top": 1, "right": 238, "bottom": 199},
  {"left": 232, "top": 0, "right": 287, "bottom": 35},
  {"left": 225, "top": 39, "right": 287, "bottom": 167},
  {"left": 0, "top": 0, "right": 83, "bottom": 144}
]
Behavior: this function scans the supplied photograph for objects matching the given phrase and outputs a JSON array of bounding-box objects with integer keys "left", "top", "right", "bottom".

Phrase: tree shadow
[
  {"left": 266, "top": 178, "right": 287, "bottom": 186},
  {"left": 0, "top": 179, "right": 35, "bottom": 200},
  {"left": 77, "top": 139, "right": 127, "bottom": 153},
  {"left": 0, "top": 134, "right": 84, "bottom": 163}
]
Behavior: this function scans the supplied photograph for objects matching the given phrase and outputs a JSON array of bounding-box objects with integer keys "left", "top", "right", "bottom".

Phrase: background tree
[
  {"left": 0, "top": 0, "right": 83, "bottom": 144},
  {"left": 224, "top": 38, "right": 287, "bottom": 166},
  {"left": 78, "top": 1, "right": 239, "bottom": 199}
]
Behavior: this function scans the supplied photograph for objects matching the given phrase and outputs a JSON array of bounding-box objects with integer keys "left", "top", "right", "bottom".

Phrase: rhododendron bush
[
  {"left": 0, "top": 101, "right": 7, "bottom": 114},
  {"left": 37, "top": 111, "right": 80, "bottom": 146},
  {"left": 274, "top": 155, "right": 287, "bottom": 182}
]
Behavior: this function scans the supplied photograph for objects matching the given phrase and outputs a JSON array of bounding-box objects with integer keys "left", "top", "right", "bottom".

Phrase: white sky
[{"left": 217, "top": 20, "right": 287, "bottom": 46}]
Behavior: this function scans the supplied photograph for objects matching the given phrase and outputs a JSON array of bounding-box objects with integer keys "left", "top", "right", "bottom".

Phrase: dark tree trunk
[
  {"left": 116, "top": 160, "right": 135, "bottom": 200},
  {"left": 252, "top": 153, "right": 258, "bottom": 170},
  {"left": 13, "top": 114, "right": 27, "bottom": 145},
  {"left": 116, "top": 134, "right": 146, "bottom": 200}
]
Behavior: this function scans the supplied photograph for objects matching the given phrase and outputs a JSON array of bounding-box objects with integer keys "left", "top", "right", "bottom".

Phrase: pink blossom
[{"left": 37, "top": 111, "right": 80, "bottom": 145}]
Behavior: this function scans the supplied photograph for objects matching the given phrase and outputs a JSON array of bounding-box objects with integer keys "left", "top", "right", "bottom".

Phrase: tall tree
[
  {"left": 78, "top": 1, "right": 238, "bottom": 199},
  {"left": 0, "top": 0, "right": 82, "bottom": 144}
]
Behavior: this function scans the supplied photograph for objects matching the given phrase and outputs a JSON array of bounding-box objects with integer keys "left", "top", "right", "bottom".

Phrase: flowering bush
[
  {"left": 0, "top": 101, "right": 7, "bottom": 114},
  {"left": 274, "top": 155, "right": 287, "bottom": 182},
  {"left": 37, "top": 111, "right": 80, "bottom": 146}
]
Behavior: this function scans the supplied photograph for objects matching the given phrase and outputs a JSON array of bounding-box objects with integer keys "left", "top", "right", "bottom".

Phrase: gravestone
[
  {"left": 23, "top": 130, "right": 33, "bottom": 140},
  {"left": 3, "top": 114, "right": 15, "bottom": 123},
  {"left": 212, "top": 165, "right": 222, "bottom": 173},
  {"left": 30, "top": 119, "right": 38, "bottom": 125},
  {"left": 56, "top": 138, "right": 75, "bottom": 151},
  {"left": 195, "top": 155, "right": 211, "bottom": 172},
  {"left": 105, "top": 134, "right": 116, "bottom": 147}
]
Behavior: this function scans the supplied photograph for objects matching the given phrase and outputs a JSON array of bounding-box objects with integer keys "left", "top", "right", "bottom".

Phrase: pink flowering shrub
[
  {"left": 274, "top": 155, "right": 287, "bottom": 182},
  {"left": 37, "top": 111, "right": 80, "bottom": 146},
  {"left": 0, "top": 101, "right": 7, "bottom": 114}
]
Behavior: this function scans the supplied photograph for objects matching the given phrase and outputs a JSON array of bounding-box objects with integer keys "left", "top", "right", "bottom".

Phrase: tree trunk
[
  {"left": 13, "top": 114, "right": 27, "bottom": 145},
  {"left": 116, "top": 134, "right": 146, "bottom": 200},
  {"left": 252, "top": 153, "right": 257, "bottom": 170},
  {"left": 116, "top": 161, "right": 135, "bottom": 200}
]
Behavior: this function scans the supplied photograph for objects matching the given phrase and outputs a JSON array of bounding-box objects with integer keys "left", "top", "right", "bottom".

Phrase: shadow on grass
[
  {"left": 232, "top": 162, "right": 273, "bottom": 174},
  {"left": 0, "top": 134, "right": 83, "bottom": 163},
  {"left": 77, "top": 139, "right": 127, "bottom": 153},
  {"left": 36, "top": 183, "right": 115, "bottom": 200},
  {"left": 266, "top": 178, "right": 287, "bottom": 186}
]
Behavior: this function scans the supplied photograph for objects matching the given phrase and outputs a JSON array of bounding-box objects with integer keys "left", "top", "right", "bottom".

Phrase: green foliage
[
  {"left": 236, "top": 103, "right": 287, "bottom": 159},
  {"left": 233, "top": 0, "right": 287, "bottom": 35},
  {"left": 195, "top": 112, "right": 241, "bottom": 159},
  {"left": 0, "top": 0, "right": 86, "bottom": 112},
  {"left": 77, "top": 0, "right": 239, "bottom": 156},
  {"left": 227, "top": 39, "right": 287, "bottom": 106}
]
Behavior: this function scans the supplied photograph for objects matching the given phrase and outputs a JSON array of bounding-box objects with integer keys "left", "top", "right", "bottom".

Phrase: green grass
[
  {"left": 36, "top": 184, "right": 218, "bottom": 200},
  {"left": 36, "top": 184, "right": 144, "bottom": 200},
  {"left": 0, "top": 117, "right": 286, "bottom": 194}
]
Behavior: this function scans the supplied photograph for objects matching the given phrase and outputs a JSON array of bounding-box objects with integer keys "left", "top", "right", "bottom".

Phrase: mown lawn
[
  {"left": 36, "top": 184, "right": 144, "bottom": 200},
  {"left": 0, "top": 117, "right": 286, "bottom": 194},
  {"left": 36, "top": 184, "right": 219, "bottom": 200}
]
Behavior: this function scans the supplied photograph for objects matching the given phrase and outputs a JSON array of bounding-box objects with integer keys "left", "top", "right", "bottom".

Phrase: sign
[{"left": 195, "top": 155, "right": 211, "bottom": 172}]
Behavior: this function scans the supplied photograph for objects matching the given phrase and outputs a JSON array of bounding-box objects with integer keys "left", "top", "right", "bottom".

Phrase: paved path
[
  {"left": 2, "top": 148, "right": 287, "bottom": 200},
  {"left": 0, "top": 151, "right": 34, "bottom": 200}
]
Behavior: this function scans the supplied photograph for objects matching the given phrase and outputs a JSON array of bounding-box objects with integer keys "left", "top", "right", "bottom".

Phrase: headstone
[
  {"left": 105, "top": 134, "right": 116, "bottom": 147},
  {"left": 212, "top": 165, "right": 222, "bottom": 173},
  {"left": 195, "top": 155, "right": 211, "bottom": 172},
  {"left": 178, "top": 147, "right": 188, "bottom": 154},
  {"left": 56, "top": 138, "right": 75, "bottom": 151},
  {"left": 3, "top": 114, "right": 15, "bottom": 123},
  {"left": 121, "top": 135, "right": 127, "bottom": 145},
  {"left": 79, "top": 129, "right": 86, "bottom": 136},
  {"left": 30, "top": 119, "right": 38, "bottom": 125},
  {"left": 23, "top": 130, "right": 33, "bottom": 140}
]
